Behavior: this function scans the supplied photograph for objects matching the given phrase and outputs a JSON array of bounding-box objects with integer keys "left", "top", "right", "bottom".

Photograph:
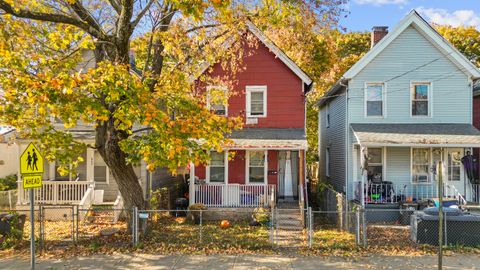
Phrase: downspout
[{"left": 344, "top": 81, "right": 350, "bottom": 203}]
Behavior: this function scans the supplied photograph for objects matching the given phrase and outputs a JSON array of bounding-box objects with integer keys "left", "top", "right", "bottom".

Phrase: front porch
[
  {"left": 350, "top": 124, "right": 480, "bottom": 207},
  {"left": 189, "top": 147, "right": 307, "bottom": 208}
]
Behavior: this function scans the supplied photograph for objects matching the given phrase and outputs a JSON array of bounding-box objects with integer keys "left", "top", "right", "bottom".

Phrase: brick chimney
[{"left": 371, "top": 26, "right": 388, "bottom": 48}]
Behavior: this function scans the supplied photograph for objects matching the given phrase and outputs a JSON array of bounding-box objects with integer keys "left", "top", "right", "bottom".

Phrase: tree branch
[
  {"left": 0, "top": 0, "right": 104, "bottom": 39},
  {"left": 107, "top": 0, "right": 121, "bottom": 14},
  {"left": 186, "top": 23, "right": 221, "bottom": 33},
  {"left": 131, "top": 0, "right": 156, "bottom": 28},
  {"left": 67, "top": 1, "right": 104, "bottom": 35}
]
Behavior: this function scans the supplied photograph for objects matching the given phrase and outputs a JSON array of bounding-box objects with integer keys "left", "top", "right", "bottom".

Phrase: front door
[
  {"left": 278, "top": 151, "right": 299, "bottom": 199},
  {"left": 445, "top": 148, "right": 465, "bottom": 195}
]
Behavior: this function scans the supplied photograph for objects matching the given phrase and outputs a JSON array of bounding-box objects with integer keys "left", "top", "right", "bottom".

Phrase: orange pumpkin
[{"left": 220, "top": 220, "right": 230, "bottom": 229}]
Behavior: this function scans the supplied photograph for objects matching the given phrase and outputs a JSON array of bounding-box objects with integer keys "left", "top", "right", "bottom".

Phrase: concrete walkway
[{"left": 1, "top": 253, "right": 479, "bottom": 269}]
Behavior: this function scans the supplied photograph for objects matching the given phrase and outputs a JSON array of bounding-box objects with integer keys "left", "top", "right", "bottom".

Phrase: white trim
[
  {"left": 410, "top": 81, "right": 432, "bottom": 118},
  {"left": 245, "top": 150, "right": 268, "bottom": 185},
  {"left": 246, "top": 85, "right": 267, "bottom": 118},
  {"left": 411, "top": 147, "right": 432, "bottom": 184},
  {"left": 206, "top": 85, "right": 228, "bottom": 116},
  {"left": 364, "top": 82, "right": 386, "bottom": 118},
  {"left": 246, "top": 22, "right": 313, "bottom": 85},
  {"left": 343, "top": 11, "right": 480, "bottom": 80},
  {"left": 206, "top": 151, "right": 227, "bottom": 184}
]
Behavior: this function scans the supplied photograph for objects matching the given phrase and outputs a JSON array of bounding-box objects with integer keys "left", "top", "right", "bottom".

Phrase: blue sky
[{"left": 341, "top": 0, "right": 480, "bottom": 32}]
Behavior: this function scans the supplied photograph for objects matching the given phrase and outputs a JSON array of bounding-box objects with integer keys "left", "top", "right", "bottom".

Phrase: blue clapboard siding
[
  {"left": 348, "top": 26, "right": 471, "bottom": 124},
  {"left": 318, "top": 88, "right": 347, "bottom": 193}
]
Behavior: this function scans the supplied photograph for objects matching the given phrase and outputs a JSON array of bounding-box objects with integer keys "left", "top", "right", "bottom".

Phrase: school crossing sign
[{"left": 20, "top": 143, "right": 44, "bottom": 189}]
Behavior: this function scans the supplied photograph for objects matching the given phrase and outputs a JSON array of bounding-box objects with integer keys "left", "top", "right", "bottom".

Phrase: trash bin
[
  {"left": 400, "top": 203, "right": 418, "bottom": 225},
  {"left": 0, "top": 213, "right": 27, "bottom": 239}
]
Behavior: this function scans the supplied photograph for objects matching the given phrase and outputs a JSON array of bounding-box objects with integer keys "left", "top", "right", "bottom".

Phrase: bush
[
  {"left": 252, "top": 207, "right": 270, "bottom": 225},
  {"left": 149, "top": 188, "right": 170, "bottom": 210},
  {"left": 187, "top": 203, "right": 207, "bottom": 224},
  {"left": 0, "top": 175, "right": 17, "bottom": 191}
]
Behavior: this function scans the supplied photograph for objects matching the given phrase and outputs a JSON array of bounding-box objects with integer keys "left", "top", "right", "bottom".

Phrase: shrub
[
  {"left": 252, "top": 207, "right": 270, "bottom": 225},
  {"left": 0, "top": 175, "right": 17, "bottom": 191}
]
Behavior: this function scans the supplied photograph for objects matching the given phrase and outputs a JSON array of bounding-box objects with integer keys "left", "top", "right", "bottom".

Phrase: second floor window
[
  {"left": 207, "top": 86, "right": 227, "bottom": 116},
  {"left": 246, "top": 86, "right": 267, "bottom": 117},
  {"left": 411, "top": 83, "right": 430, "bottom": 117},
  {"left": 365, "top": 83, "right": 384, "bottom": 117}
]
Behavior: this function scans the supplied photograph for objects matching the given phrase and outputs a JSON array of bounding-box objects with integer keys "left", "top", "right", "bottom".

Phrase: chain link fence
[{"left": 3, "top": 204, "right": 480, "bottom": 258}]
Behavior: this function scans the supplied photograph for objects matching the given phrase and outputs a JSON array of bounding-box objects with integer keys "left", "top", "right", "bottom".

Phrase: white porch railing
[
  {"left": 195, "top": 184, "right": 275, "bottom": 207},
  {"left": 18, "top": 181, "right": 95, "bottom": 205},
  {"left": 354, "top": 181, "right": 468, "bottom": 205},
  {"left": 113, "top": 193, "right": 124, "bottom": 223}
]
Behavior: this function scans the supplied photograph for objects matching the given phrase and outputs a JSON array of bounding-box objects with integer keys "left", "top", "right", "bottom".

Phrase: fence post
[
  {"left": 355, "top": 209, "right": 360, "bottom": 245},
  {"left": 270, "top": 207, "right": 274, "bottom": 245},
  {"left": 361, "top": 207, "right": 367, "bottom": 247},
  {"left": 308, "top": 207, "right": 313, "bottom": 248},
  {"left": 131, "top": 207, "right": 137, "bottom": 246},
  {"left": 75, "top": 205, "right": 79, "bottom": 243},
  {"left": 38, "top": 205, "right": 43, "bottom": 254},
  {"left": 199, "top": 210, "right": 203, "bottom": 244}
]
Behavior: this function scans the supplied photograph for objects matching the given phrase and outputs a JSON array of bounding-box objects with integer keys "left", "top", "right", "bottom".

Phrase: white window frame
[
  {"left": 206, "top": 85, "right": 228, "bottom": 116},
  {"left": 364, "top": 82, "right": 386, "bottom": 118},
  {"left": 410, "top": 82, "right": 432, "bottom": 118},
  {"left": 411, "top": 147, "right": 432, "bottom": 184},
  {"left": 367, "top": 148, "right": 384, "bottom": 182},
  {"left": 325, "top": 103, "right": 330, "bottom": 128},
  {"left": 246, "top": 85, "right": 267, "bottom": 118},
  {"left": 245, "top": 150, "right": 268, "bottom": 184},
  {"left": 206, "top": 151, "right": 228, "bottom": 184},
  {"left": 325, "top": 147, "right": 330, "bottom": 177},
  {"left": 447, "top": 148, "right": 462, "bottom": 182}
]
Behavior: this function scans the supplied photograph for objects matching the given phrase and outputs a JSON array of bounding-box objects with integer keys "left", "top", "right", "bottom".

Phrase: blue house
[{"left": 318, "top": 11, "right": 480, "bottom": 207}]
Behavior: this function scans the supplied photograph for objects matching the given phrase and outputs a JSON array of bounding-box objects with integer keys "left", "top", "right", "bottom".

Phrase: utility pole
[{"left": 438, "top": 160, "right": 443, "bottom": 270}]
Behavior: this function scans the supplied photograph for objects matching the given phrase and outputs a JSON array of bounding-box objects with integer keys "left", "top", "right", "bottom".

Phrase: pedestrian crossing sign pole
[{"left": 20, "top": 142, "right": 44, "bottom": 270}]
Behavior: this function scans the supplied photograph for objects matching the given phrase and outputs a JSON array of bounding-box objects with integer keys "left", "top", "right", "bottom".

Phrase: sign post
[{"left": 20, "top": 143, "right": 44, "bottom": 270}]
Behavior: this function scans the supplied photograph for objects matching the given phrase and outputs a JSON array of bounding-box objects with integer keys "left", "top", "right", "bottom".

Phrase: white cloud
[
  {"left": 354, "top": 0, "right": 409, "bottom": 6},
  {"left": 416, "top": 7, "right": 480, "bottom": 28}
]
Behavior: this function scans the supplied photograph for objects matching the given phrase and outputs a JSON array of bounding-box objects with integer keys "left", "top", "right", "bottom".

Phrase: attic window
[
  {"left": 365, "top": 83, "right": 384, "bottom": 117},
  {"left": 411, "top": 83, "right": 430, "bottom": 117}
]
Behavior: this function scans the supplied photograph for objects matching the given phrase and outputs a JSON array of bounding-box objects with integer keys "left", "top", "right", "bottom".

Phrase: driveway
[{"left": 1, "top": 253, "right": 479, "bottom": 269}]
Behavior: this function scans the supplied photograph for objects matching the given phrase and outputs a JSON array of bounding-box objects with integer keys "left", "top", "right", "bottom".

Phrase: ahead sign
[{"left": 22, "top": 174, "right": 42, "bottom": 189}]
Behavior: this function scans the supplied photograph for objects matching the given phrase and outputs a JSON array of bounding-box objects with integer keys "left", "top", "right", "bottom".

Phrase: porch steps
[
  {"left": 274, "top": 203, "right": 305, "bottom": 248},
  {"left": 86, "top": 203, "right": 116, "bottom": 224}
]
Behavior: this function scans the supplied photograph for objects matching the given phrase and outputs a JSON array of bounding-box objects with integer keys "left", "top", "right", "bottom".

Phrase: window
[
  {"left": 367, "top": 148, "right": 383, "bottom": 183},
  {"left": 209, "top": 152, "right": 225, "bottom": 183},
  {"left": 412, "top": 148, "right": 430, "bottom": 183},
  {"left": 206, "top": 86, "right": 227, "bottom": 116},
  {"left": 411, "top": 83, "right": 430, "bottom": 117},
  {"left": 54, "top": 152, "right": 86, "bottom": 181},
  {"left": 365, "top": 83, "right": 384, "bottom": 117},
  {"left": 447, "top": 150, "right": 461, "bottom": 181},
  {"left": 94, "top": 151, "right": 108, "bottom": 183},
  {"left": 326, "top": 103, "right": 330, "bottom": 128},
  {"left": 326, "top": 147, "right": 330, "bottom": 177},
  {"left": 246, "top": 86, "right": 267, "bottom": 117},
  {"left": 248, "top": 151, "right": 266, "bottom": 183}
]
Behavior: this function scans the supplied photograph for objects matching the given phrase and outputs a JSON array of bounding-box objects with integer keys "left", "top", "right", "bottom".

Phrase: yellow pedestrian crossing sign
[{"left": 20, "top": 143, "right": 44, "bottom": 175}]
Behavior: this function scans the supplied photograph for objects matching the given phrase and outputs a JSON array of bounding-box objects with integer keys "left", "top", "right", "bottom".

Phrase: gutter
[{"left": 317, "top": 78, "right": 348, "bottom": 107}]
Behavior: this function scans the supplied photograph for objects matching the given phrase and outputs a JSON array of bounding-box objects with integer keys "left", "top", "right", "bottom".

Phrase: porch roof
[
  {"left": 351, "top": 123, "right": 480, "bottom": 147},
  {"left": 225, "top": 128, "right": 307, "bottom": 149}
]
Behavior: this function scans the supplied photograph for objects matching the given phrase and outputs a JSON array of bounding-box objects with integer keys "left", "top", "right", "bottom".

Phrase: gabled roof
[
  {"left": 197, "top": 22, "right": 313, "bottom": 86},
  {"left": 318, "top": 10, "right": 480, "bottom": 107},
  {"left": 344, "top": 10, "right": 480, "bottom": 80},
  {"left": 245, "top": 22, "right": 312, "bottom": 85}
]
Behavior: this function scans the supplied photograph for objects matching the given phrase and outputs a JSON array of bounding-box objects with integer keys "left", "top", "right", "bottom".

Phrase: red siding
[{"left": 197, "top": 34, "right": 305, "bottom": 129}]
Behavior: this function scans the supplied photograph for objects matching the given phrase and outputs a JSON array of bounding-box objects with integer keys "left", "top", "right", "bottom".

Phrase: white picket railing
[
  {"left": 113, "top": 193, "right": 124, "bottom": 223},
  {"left": 78, "top": 184, "right": 95, "bottom": 221},
  {"left": 18, "top": 181, "right": 95, "bottom": 205},
  {"left": 195, "top": 184, "right": 275, "bottom": 207}
]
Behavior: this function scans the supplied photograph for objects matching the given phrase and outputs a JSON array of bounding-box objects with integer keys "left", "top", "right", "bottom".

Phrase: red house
[{"left": 188, "top": 22, "right": 312, "bottom": 208}]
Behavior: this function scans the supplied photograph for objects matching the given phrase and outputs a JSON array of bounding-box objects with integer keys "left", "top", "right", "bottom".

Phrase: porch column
[
  {"left": 189, "top": 161, "right": 195, "bottom": 206},
  {"left": 360, "top": 146, "right": 368, "bottom": 208},
  {"left": 86, "top": 148, "right": 94, "bottom": 182}
]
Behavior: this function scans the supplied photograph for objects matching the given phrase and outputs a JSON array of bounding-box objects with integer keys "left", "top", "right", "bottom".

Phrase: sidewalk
[{"left": 1, "top": 253, "right": 479, "bottom": 269}]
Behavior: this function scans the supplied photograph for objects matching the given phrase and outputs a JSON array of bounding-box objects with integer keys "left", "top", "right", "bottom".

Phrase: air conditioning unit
[{"left": 414, "top": 173, "right": 429, "bottom": 183}]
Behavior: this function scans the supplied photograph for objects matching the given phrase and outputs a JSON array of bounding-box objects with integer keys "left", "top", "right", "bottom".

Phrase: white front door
[
  {"left": 284, "top": 151, "right": 294, "bottom": 197},
  {"left": 445, "top": 148, "right": 465, "bottom": 195}
]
